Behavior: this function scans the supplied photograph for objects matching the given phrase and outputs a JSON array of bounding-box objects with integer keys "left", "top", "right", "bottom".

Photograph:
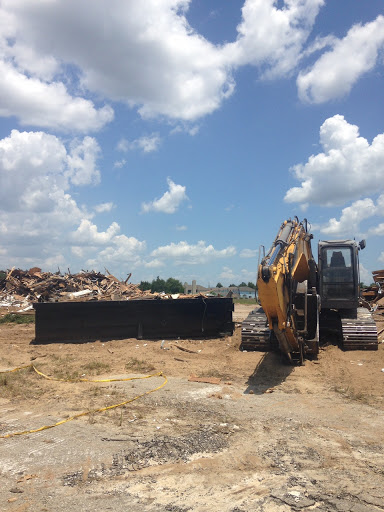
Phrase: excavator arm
[{"left": 256, "top": 218, "right": 319, "bottom": 362}]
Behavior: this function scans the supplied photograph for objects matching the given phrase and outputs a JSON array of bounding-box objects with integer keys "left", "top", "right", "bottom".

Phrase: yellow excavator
[{"left": 241, "top": 218, "right": 378, "bottom": 363}]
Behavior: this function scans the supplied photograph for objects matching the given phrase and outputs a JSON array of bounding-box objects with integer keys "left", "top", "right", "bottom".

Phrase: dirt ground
[{"left": 0, "top": 304, "right": 384, "bottom": 512}]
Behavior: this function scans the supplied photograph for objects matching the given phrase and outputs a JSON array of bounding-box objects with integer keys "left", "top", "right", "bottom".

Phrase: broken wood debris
[
  {"left": 0, "top": 267, "right": 203, "bottom": 312},
  {"left": 360, "top": 269, "right": 384, "bottom": 312}
]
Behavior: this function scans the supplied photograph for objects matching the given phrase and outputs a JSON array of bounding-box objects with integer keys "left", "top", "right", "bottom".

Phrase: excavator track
[
  {"left": 240, "top": 307, "right": 277, "bottom": 351},
  {"left": 341, "top": 307, "right": 378, "bottom": 350}
]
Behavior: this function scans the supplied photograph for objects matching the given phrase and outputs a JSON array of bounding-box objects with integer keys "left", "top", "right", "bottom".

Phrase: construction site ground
[{"left": 0, "top": 303, "right": 384, "bottom": 512}]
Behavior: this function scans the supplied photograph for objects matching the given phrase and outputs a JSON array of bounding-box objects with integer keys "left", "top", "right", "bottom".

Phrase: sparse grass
[
  {"left": 49, "top": 354, "right": 74, "bottom": 364},
  {"left": 82, "top": 361, "right": 111, "bottom": 375},
  {"left": 332, "top": 384, "right": 371, "bottom": 404},
  {"left": 52, "top": 368, "right": 81, "bottom": 381},
  {"left": 89, "top": 386, "right": 104, "bottom": 397},
  {"left": 200, "top": 368, "right": 225, "bottom": 379},
  {"left": 0, "top": 366, "right": 44, "bottom": 399},
  {"left": 0, "top": 313, "right": 35, "bottom": 324},
  {"left": 125, "top": 358, "right": 155, "bottom": 374},
  {"left": 46, "top": 355, "right": 81, "bottom": 380}
]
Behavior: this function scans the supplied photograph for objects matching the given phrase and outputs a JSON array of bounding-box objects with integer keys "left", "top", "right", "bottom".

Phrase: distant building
[
  {"left": 183, "top": 281, "right": 256, "bottom": 298},
  {"left": 184, "top": 280, "right": 210, "bottom": 294},
  {"left": 210, "top": 286, "right": 256, "bottom": 298}
]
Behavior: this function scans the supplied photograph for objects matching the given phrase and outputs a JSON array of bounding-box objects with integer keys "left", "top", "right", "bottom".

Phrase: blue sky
[{"left": 0, "top": 0, "right": 383, "bottom": 286}]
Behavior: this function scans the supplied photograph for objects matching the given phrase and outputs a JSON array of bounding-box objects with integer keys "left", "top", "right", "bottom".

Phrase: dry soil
[{"left": 0, "top": 304, "right": 383, "bottom": 512}]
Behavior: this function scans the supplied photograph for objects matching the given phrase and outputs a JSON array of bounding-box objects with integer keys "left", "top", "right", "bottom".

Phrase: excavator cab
[{"left": 318, "top": 240, "right": 362, "bottom": 310}]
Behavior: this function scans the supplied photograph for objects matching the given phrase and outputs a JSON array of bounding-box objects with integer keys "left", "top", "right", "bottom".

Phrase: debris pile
[
  {"left": 0, "top": 267, "right": 154, "bottom": 312},
  {"left": 372, "top": 269, "right": 384, "bottom": 294},
  {"left": 361, "top": 269, "right": 384, "bottom": 310}
]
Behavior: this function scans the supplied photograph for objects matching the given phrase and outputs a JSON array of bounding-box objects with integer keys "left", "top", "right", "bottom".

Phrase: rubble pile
[
  {"left": 0, "top": 267, "right": 155, "bottom": 312},
  {"left": 361, "top": 269, "right": 384, "bottom": 312}
]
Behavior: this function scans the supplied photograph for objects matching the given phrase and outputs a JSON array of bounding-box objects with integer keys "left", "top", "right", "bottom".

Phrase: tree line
[
  {"left": 138, "top": 277, "right": 257, "bottom": 294},
  {"left": 216, "top": 281, "right": 256, "bottom": 289},
  {"left": 139, "top": 276, "right": 184, "bottom": 294}
]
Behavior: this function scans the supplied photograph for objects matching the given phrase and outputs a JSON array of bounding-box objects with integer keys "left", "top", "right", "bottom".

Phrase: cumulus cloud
[
  {"left": 319, "top": 199, "right": 377, "bottom": 236},
  {"left": 170, "top": 124, "right": 200, "bottom": 136},
  {"left": 225, "top": 0, "right": 324, "bottom": 79},
  {"left": 117, "top": 134, "right": 161, "bottom": 153},
  {"left": 151, "top": 241, "right": 236, "bottom": 265},
  {"left": 311, "top": 193, "right": 384, "bottom": 238},
  {"left": 0, "top": 130, "right": 99, "bottom": 268},
  {"left": 368, "top": 223, "right": 384, "bottom": 237},
  {"left": 298, "top": 16, "right": 384, "bottom": 103},
  {"left": 66, "top": 137, "right": 101, "bottom": 186},
  {"left": 240, "top": 248, "right": 258, "bottom": 258},
  {"left": 285, "top": 115, "right": 384, "bottom": 207},
  {"left": 142, "top": 178, "right": 188, "bottom": 214},
  {"left": 113, "top": 159, "right": 126, "bottom": 169},
  {"left": 241, "top": 268, "right": 257, "bottom": 282},
  {"left": 85, "top": 234, "right": 146, "bottom": 269},
  {"left": 219, "top": 266, "right": 237, "bottom": 281},
  {"left": 0, "top": 3, "right": 114, "bottom": 133},
  {"left": 143, "top": 259, "right": 165, "bottom": 269},
  {"left": 0, "top": 0, "right": 340, "bottom": 126},
  {"left": 0, "top": 59, "right": 113, "bottom": 132},
  {"left": 94, "top": 202, "right": 115, "bottom": 213},
  {"left": 0, "top": 129, "right": 145, "bottom": 272},
  {"left": 0, "top": 0, "right": 234, "bottom": 122},
  {"left": 359, "top": 263, "right": 373, "bottom": 286},
  {"left": 0, "top": 130, "right": 100, "bottom": 213},
  {"left": 71, "top": 220, "right": 121, "bottom": 245}
]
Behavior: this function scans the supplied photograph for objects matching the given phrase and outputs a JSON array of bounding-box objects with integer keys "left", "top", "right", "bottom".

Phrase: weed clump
[
  {"left": 125, "top": 358, "right": 155, "bottom": 374},
  {"left": 0, "top": 314, "right": 34, "bottom": 324}
]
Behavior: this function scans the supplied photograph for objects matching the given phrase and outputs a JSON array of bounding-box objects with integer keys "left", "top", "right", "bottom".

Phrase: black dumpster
[{"left": 33, "top": 297, "right": 233, "bottom": 343}]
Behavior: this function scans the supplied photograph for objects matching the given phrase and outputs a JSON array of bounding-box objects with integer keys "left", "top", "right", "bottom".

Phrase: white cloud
[
  {"left": 368, "top": 223, "right": 384, "bottom": 237},
  {"left": 142, "top": 178, "right": 188, "bottom": 214},
  {"left": 176, "top": 225, "right": 187, "bottom": 231},
  {"left": 312, "top": 193, "right": 384, "bottom": 238},
  {"left": 0, "top": 130, "right": 100, "bottom": 213},
  {"left": 298, "top": 16, "right": 384, "bottom": 103},
  {"left": 219, "top": 266, "right": 237, "bottom": 281},
  {"left": 224, "top": 0, "right": 324, "bottom": 78},
  {"left": 2, "top": 0, "right": 378, "bottom": 128},
  {"left": 170, "top": 124, "right": 200, "bottom": 136},
  {"left": 66, "top": 137, "right": 101, "bottom": 186},
  {"left": 85, "top": 234, "right": 146, "bottom": 269},
  {"left": 285, "top": 115, "right": 384, "bottom": 207},
  {"left": 0, "top": 0, "right": 327, "bottom": 126},
  {"left": 0, "top": 130, "right": 91, "bottom": 264},
  {"left": 0, "top": 59, "right": 113, "bottom": 132},
  {"left": 113, "top": 159, "right": 126, "bottom": 169},
  {"left": 241, "top": 268, "right": 257, "bottom": 282},
  {"left": 151, "top": 241, "right": 236, "bottom": 265},
  {"left": 117, "top": 134, "right": 161, "bottom": 153},
  {"left": 143, "top": 259, "right": 165, "bottom": 269},
  {"left": 319, "top": 199, "right": 376, "bottom": 236},
  {"left": 94, "top": 202, "right": 115, "bottom": 213},
  {"left": 379, "top": 252, "right": 384, "bottom": 264},
  {"left": 0, "top": 129, "right": 146, "bottom": 272},
  {"left": 71, "top": 220, "right": 121, "bottom": 245},
  {"left": 240, "top": 248, "right": 258, "bottom": 258},
  {"left": 1, "top": 0, "right": 234, "bottom": 122},
  {"left": 359, "top": 263, "right": 373, "bottom": 286}
]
